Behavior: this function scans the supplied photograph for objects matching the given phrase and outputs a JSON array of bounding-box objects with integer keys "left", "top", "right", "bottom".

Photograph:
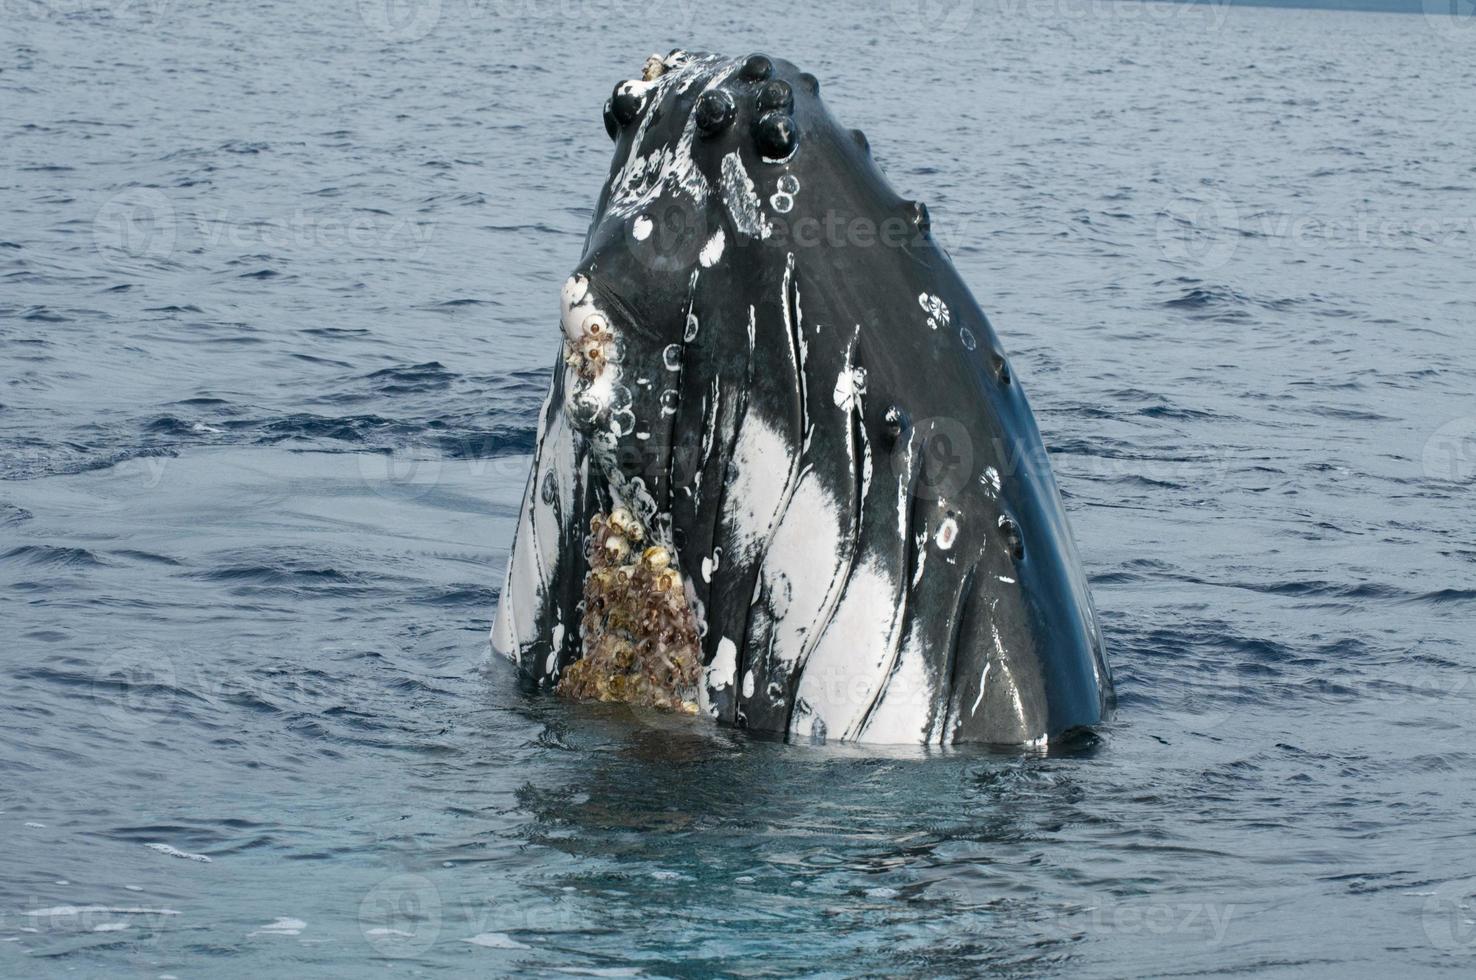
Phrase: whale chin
[{"left": 493, "top": 49, "right": 1114, "bottom": 747}]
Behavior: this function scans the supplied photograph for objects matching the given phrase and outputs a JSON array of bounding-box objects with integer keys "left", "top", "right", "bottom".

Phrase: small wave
[
  {"left": 364, "top": 361, "right": 455, "bottom": 393},
  {"left": 0, "top": 503, "right": 34, "bottom": 526},
  {"left": 1410, "top": 589, "right": 1476, "bottom": 605},
  {"left": 0, "top": 545, "right": 107, "bottom": 568}
]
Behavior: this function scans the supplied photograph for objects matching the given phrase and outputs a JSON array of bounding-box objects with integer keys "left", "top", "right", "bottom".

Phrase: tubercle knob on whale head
[
  {"left": 754, "top": 111, "right": 798, "bottom": 160},
  {"left": 739, "top": 53, "right": 772, "bottom": 81},
  {"left": 695, "top": 89, "right": 736, "bottom": 137}
]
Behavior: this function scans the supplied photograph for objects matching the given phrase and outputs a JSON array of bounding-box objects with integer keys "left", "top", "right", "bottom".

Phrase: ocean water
[{"left": 3, "top": 0, "right": 1475, "bottom": 975}]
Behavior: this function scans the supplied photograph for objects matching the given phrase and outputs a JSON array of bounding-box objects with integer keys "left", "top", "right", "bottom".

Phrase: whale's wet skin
[{"left": 495, "top": 51, "right": 1113, "bottom": 745}]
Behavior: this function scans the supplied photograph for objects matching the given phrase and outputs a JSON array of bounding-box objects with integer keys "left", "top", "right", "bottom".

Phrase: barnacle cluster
[
  {"left": 556, "top": 508, "right": 701, "bottom": 714},
  {"left": 564, "top": 312, "right": 615, "bottom": 381},
  {"left": 641, "top": 53, "right": 667, "bottom": 81}
]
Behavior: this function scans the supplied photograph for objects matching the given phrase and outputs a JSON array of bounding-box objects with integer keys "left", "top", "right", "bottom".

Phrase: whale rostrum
[{"left": 493, "top": 50, "right": 1114, "bottom": 746}]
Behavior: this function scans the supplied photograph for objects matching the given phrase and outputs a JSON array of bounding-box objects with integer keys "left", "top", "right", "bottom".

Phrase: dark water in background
[{"left": 3, "top": 0, "right": 1476, "bottom": 975}]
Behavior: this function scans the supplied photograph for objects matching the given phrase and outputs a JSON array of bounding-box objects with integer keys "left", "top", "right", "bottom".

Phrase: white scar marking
[
  {"left": 832, "top": 364, "right": 867, "bottom": 413},
  {"left": 918, "top": 292, "right": 950, "bottom": 330},
  {"left": 720, "top": 150, "right": 773, "bottom": 240},
  {"left": 700, "top": 636, "right": 738, "bottom": 717},
  {"left": 935, "top": 517, "right": 958, "bottom": 550},
  {"left": 699, "top": 228, "right": 725, "bottom": 267}
]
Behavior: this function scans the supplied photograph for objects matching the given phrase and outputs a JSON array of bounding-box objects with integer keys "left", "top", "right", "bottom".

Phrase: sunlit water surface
[{"left": 3, "top": 0, "right": 1475, "bottom": 975}]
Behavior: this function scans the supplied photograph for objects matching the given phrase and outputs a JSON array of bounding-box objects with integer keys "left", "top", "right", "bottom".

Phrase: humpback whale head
[{"left": 494, "top": 50, "right": 1114, "bottom": 746}]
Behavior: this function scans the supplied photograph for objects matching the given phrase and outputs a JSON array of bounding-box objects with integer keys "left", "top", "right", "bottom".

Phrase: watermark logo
[
  {"left": 897, "top": 417, "right": 976, "bottom": 501},
  {"left": 358, "top": 0, "right": 442, "bottom": 40},
  {"left": 192, "top": 207, "right": 435, "bottom": 258},
  {"left": 92, "top": 648, "right": 179, "bottom": 731},
  {"left": 1424, "top": 879, "right": 1476, "bottom": 953},
  {"left": 359, "top": 873, "right": 443, "bottom": 955},
  {"left": 628, "top": 198, "right": 712, "bottom": 275},
  {"left": 19, "top": 0, "right": 178, "bottom": 17},
  {"left": 1155, "top": 194, "right": 1240, "bottom": 271},
  {"left": 1423, "top": 417, "right": 1476, "bottom": 482},
  {"left": 1423, "top": 0, "right": 1476, "bottom": 40},
  {"left": 94, "top": 189, "right": 176, "bottom": 261},
  {"left": 889, "top": 0, "right": 975, "bottom": 38},
  {"left": 356, "top": 438, "right": 446, "bottom": 500},
  {"left": 1175, "top": 659, "right": 1250, "bottom": 732}
]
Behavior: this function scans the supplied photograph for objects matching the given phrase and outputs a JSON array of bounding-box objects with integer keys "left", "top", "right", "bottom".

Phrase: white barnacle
[{"left": 604, "top": 534, "right": 631, "bottom": 562}]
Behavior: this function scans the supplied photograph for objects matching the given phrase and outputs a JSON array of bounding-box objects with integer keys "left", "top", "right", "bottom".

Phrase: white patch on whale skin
[
  {"left": 559, "top": 274, "right": 592, "bottom": 343},
  {"left": 859, "top": 630, "right": 933, "bottom": 745},
  {"left": 725, "top": 413, "right": 791, "bottom": 562},
  {"left": 632, "top": 215, "right": 653, "bottom": 241},
  {"left": 832, "top": 364, "right": 867, "bottom": 413},
  {"left": 982, "top": 466, "right": 1001, "bottom": 495},
  {"left": 505, "top": 472, "right": 552, "bottom": 652},
  {"left": 491, "top": 559, "right": 518, "bottom": 657},
  {"left": 700, "top": 636, "right": 738, "bottom": 717},
  {"left": 742, "top": 669, "right": 755, "bottom": 699},
  {"left": 758, "top": 320, "right": 865, "bottom": 701},
  {"left": 494, "top": 373, "right": 573, "bottom": 662},
  {"left": 912, "top": 530, "right": 928, "bottom": 586},
  {"left": 967, "top": 603, "right": 1007, "bottom": 718},
  {"left": 970, "top": 660, "right": 993, "bottom": 716},
  {"left": 918, "top": 292, "right": 950, "bottom": 331},
  {"left": 720, "top": 150, "right": 773, "bottom": 240},
  {"left": 533, "top": 407, "right": 576, "bottom": 583},
  {"left": 791, "top": 557, "right": 900, "bottom": 742},
  {"left": 546, "top": 621, "right": 565, "bottom": 678},
  {"left": 753, "top": 470, "right": 846, "bottom": 677},
  {"left": 699, "top": 228, "right": 725, "bottom": 267}
]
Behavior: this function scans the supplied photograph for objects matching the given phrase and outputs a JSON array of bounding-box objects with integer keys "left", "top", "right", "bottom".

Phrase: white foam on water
[
  {"left": 462, "top": 932, "right": 529, "bottom": 949},
  {"left": 250, "top": 916, "right": 305, "bottom": 937},
  {"left": 25, "top": 906, "right": 180, "bottom": 917},
  {"left": 146, "top": 843, "right": 211, "bottom": 862}
]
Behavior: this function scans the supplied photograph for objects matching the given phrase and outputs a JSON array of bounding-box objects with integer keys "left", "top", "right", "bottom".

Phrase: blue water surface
[{"left": 2, "top": 0, "right": 1475, "bottom": 975}]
